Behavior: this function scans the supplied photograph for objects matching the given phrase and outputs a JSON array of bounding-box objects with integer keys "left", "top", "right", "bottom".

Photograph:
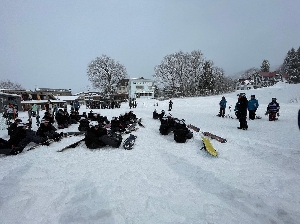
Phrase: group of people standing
[{"left": 219, "top": 94, "right": 280, "bottom": 130}]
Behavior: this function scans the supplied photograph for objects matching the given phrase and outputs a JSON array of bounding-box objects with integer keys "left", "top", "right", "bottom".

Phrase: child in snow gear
[
  {"left": 85, "top": 122, "right": 122, "bottom": 149},
  {"left": 0, "top": 123, "right": 47, "bottom": 155},
  {"left": 218, "top": 97, "right": 227, "bottom": 117},
  {"left": 153, "top": 109, "right": 159, "bottom": 119},
  {"left": 36, "top": 119, "right": 62, "bottom": 141},
  {"left": 78, "top": 117, "right": 90, "bottom": 132},
  {"left": 7, "top": 118, "right": 22, "bottom": 136},
  {"left": 236, "top": 93, "right": 248, "bottom": 130},
  {"left": 248, "top": 95, "right": 259, "bottom": 120},
  {"left": 266, "top": 98, "right": 280, "bottom": 121},
  {"left": 55, "top": 109, "right": 68, "bottom": 129}
]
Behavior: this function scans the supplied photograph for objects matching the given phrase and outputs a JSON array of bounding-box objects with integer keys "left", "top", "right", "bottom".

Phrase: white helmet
[{"left": 89, "top": 121, "right": 99, "bottom": 127}]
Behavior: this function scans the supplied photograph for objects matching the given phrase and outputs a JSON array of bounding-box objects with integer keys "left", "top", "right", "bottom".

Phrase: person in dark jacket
[
  {"left": 1, "top": 123, "right": 46, "bottom": 155},
  {"left": 7, "top": 118, "right": 22, "bottom": 136},
  {"left": 78, "top": 117, "right": 90, "bottom": 132},
  {"left": 43, "top": 111, "right": 55, "bottom": 124},
  {"left": 234, "top": 96, "right": 241, "bottom": 119},
  {"left": 85, "top": 122, "right": 108, "bottom": 149},
  {"left": 236, "top": 93, "right": 248, "bottom": 130},
  {"left": 36, "top": 119, "right": 62, "bottom": 140},
  {"left": 55, "top": 109, "right": 69, "bottom": 129},
  {"left": 168, "top": 100, "right": 173, "bottom": 111},
  {"left": 153, "top": 109, "right": 159, "bottom": 119}
]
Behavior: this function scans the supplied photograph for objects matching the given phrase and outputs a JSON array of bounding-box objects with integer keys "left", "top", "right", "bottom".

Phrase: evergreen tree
[
  {"left": 199, "top": 61, "right": 215, "bottom": 95},
  {"left": 283, "top": 48, "right": 300, "bottom": 83},
  {"left": 260, "top": 60, "right": 270, "bottom": 72}
]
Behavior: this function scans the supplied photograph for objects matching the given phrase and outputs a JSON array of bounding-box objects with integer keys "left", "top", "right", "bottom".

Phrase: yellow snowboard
[{"left": 201, "top": 137, "right": 218, "bottom": 157}]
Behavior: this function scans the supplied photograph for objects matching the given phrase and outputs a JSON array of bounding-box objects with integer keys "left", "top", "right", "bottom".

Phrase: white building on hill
[{"left": 128, "top": 78, "right": 155, "bottom": 99}]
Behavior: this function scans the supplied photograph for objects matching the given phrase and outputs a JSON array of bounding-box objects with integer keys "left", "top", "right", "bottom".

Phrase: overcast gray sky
[{"left": 1, "top": 0, "right": 299, "bottom": 93}]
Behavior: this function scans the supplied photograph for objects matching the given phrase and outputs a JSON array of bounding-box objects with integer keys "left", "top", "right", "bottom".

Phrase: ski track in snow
[{"left": 0, "top": 82, "right": 299, "bottom": 224}]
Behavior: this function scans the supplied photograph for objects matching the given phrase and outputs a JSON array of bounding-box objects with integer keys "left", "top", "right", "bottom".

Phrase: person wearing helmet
[
  {"left": 85, "top": 121, "right": 122, "bottom": 149},
  {"left": 248, "top": 95, "right": 259, "bottom": 120},
  {"left": 236, "top": 93, "right": 248, "bottom": 130},
  {"left": 78, "top": 117, "right": 90, "bottom": 132},
  {"left": 218, "top": 96, "right": 227, "bottom": 117},
  {"left": 36, "top": 119, "right": 62, "bottom": 141},
  {"left": 7, "top": 118, "right": 22, "bottom": 136},
  {"left": 266, "top": 97, "right": 280, "bottom": 121},
  {"left": 85, "top": 122, "right": 107, "bottom": 149},
  {"left": 153, "top": 109, "right": 159, "bottom": 119}
]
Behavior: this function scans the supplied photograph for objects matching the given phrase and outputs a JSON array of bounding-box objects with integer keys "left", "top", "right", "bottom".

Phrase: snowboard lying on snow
[
  {"left": 187, "top": 124, "right": 223, "bottom": 157},
  {"left": 201, "top": 137, "right": 218, "bottom": 157}
]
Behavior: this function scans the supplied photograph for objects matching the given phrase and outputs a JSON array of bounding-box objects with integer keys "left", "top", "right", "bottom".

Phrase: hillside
[{"left": 0, "top": 82, "right": 299, "bottom": 224}]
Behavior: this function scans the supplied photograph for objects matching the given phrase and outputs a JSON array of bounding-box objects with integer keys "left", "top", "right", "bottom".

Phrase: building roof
[
  {"left": 55, "top": 96, "right": 80, "bottom": 101},
  {"left": 21, "top": 100, "right": 66, "bottom": 104}
]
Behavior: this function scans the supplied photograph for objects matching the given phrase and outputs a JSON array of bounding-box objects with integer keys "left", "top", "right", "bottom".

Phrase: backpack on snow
[{"left": 173, "top": 128, "right": 187, "bottom": 143}]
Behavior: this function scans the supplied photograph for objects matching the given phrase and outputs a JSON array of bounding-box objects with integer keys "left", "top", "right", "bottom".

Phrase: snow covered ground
[{"left": 0, "top": 82, "right": 299, "bottom": 224}]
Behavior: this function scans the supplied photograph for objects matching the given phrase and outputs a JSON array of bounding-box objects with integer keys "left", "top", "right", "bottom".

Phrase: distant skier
[
  {"left": 248, "top": 95, "right": 259, "bottom": 120},
  {"left": 218, "top": 96, "right": 227, "bottom": 117},
  {"left": 236, "top": 93, "right": 248, "bottom": 130},
  {"left": 266, "top": 97, "right": 280, "bottom": 121},
  {"left": 168, "top": 100, "right": 173, "bottom": 111}
]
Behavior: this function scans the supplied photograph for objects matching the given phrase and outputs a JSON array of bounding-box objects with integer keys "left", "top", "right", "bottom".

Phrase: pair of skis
[{"left": 187, "top": 124, "right": 227, "bottom": 143}]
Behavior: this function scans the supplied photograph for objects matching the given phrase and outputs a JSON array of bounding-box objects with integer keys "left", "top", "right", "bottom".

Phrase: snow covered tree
[
  {"left": 199, "top": 61, "right": 215, "bottom": 95},
  {"left": 282, "top": 47, "right": 300, "bottom": 83},
  {"left": 154, "top": 50, "right": 235, "bottom": 97},
  {"left": 87, "top": 55, "right": 128, "bottom": 96},
  {"left": 0, "top": 79, "right": 23, "bottom": 89},
  {"left": 186, "top": 50, "right": 205, "bottom": 96},
  {"left": 260, "top": 59, "right": 270, "bottom": 72},
  {"left": 154, "top": 52, "right": 185, "bottom": 97},
  {"left": 241, "top": 67, "right": 259, "bottom": 79}
]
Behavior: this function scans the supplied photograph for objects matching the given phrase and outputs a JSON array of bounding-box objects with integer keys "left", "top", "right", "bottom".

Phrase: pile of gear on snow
[{"left": 153, "top": 109, "right": 193, "bottom": 143}]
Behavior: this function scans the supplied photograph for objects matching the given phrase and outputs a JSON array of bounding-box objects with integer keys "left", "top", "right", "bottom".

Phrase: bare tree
[
  {"left": 0, "top": 79, "right": 23, "bottom": 90},
  {"left": 87, "top": 55, "right": 128, "bottom": 96},
  {"left": 154, "top": 53, "right": 180, "bottom": 97}
]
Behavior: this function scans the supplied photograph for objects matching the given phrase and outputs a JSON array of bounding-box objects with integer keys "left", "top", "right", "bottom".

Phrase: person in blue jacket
[
  {"left": 248, "top": 95, "right": 259, "bottom": 120},
  {"left": 73, "top": 100, "right": 80, "bottom": 112},
  {"left": 218, "top": 96, "right": 227, "bottom": 117}
]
